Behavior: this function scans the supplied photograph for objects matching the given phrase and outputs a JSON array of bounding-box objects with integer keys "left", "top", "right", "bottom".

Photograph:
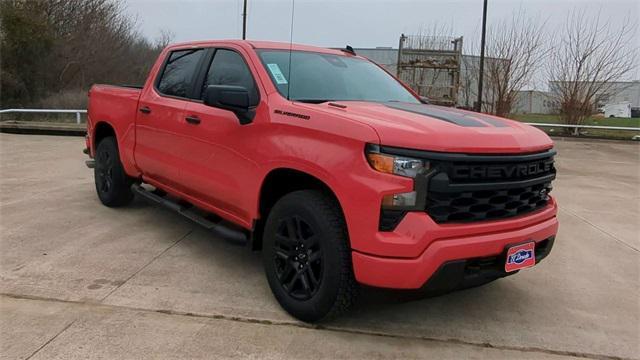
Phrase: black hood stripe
[{"left": 384, "top": 103, "right": 507, "bottom": 127}]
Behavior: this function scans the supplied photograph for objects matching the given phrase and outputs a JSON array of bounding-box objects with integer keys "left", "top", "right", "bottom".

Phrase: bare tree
[
  {"left": 547, "top": 10, "right": 637, "bottom": 134},
  {"left": 480, "top": 12, "right": 549, "bottom": 116},
  {"left": 155, "top": 29, "right": 175, "bottom": 49},
  {"left": 460, "top": 11, "right": 548, "bottom": 116}
]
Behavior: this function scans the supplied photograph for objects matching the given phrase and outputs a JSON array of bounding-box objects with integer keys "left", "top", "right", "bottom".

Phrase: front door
[{"left": 181, "top": 47, "right": 262, "bottom": 224}]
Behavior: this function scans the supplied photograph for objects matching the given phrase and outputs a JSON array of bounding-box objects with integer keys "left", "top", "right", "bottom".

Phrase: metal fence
[
  {"left": 0, "top": 108, "right": 638, "bottom": 135},
  {"left": 397, "top": 34, "right": 463, "bottom": 107},
  {"left": 0, "top": 108, "right": 87, "bottom": 124},
  {"left": 522, "top": 123, "right": 639, "bottom": 132}
]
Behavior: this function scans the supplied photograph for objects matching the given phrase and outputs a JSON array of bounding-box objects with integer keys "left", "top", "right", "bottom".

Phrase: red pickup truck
[{"left": 86, "top": 40, "right": 558, "bottom": 322}]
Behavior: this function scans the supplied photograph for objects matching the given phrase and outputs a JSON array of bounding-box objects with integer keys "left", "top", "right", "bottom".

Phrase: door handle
[
  {"left": 185, "top": 115, "right": 201, "bottom": 125},
  {"left": 139, "top": 106, "right": 151, "bottom": 114}
]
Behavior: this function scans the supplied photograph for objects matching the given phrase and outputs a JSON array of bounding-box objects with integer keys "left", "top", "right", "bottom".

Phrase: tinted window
[
  {"left": 157, "top": 49, "right": 205, "bottom": 98},
  {"left": 258, "top": 50, "right": 419, "bottom": 103},
  {"left": 203, "top": 49, "right": 258, "bottom": 105}
]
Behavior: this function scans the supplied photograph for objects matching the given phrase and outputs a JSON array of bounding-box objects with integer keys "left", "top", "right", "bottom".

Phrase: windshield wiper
[{"left": 294, "top": 99, "right": 333, "bottom": 104}]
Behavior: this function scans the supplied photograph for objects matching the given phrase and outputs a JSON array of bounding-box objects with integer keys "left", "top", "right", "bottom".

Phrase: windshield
[{"left": 257, "top": 50, "right": 419, "bottom": 104}]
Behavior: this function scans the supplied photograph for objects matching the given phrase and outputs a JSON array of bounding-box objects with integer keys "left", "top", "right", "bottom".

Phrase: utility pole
[
  {"left": 476, "top": 0, "right": 488, "bottom": 112},
  {"left": 242, "top": 0, "right": 248, "bottom": 40}
]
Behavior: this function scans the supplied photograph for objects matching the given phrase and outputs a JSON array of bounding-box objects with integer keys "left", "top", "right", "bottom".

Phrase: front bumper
[
  {"left": 417, "top": 236, "right": 554, "bottom": 295},
  {"left": 351, "top": 200, "right": 558, "bottom": 289}
]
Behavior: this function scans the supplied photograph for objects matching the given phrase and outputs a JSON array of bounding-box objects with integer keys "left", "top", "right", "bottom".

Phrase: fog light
[{"left": 382, "top": 191, "right": 417, "bottom": 208}]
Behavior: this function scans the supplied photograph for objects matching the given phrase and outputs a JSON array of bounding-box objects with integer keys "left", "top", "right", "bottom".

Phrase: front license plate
[{"left": 505, "top": 242, "right": 536, "bottom": 272}]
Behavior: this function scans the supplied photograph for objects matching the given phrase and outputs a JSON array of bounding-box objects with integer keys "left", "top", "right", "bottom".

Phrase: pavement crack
[
  {"left": 1, "top": 293, "right": 631, "bottom": 360},
  {"left": 559, "top": 207, "right": 639, "bottom": 253},
  {"left": 24, "top": 318, "right": 77, "bottom": 360},
  {"left": 98, "top": 229, "right": 194, "bottom": 302}
]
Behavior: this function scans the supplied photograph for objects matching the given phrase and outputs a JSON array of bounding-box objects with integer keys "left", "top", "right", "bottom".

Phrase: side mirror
[
  {"left": 419, "top": 96, "right": 430, "bottom": 104},
  {"left": 203, "top": 85, "right": 255, "bottom": 125}
]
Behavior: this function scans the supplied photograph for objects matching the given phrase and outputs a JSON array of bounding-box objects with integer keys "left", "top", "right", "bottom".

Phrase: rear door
[
  {"left": 135, "top": 48, "right": 207, "bottom": 191},
  {"left": 180, "top": 47, "right": 262, "bottom": 224}
]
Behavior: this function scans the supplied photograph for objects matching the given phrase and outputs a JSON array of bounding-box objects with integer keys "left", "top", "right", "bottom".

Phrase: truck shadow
[{"left": 127, "top": 197, "right": 535, "bottom": 326}]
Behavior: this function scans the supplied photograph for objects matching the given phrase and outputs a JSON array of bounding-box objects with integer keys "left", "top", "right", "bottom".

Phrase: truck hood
[{"left": 309, "top": 101, "right": 553, "bottom": 154}]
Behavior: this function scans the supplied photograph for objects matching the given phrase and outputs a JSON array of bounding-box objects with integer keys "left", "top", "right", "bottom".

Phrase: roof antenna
[
  {"left": 341, "top": 45, "right": 356, "bottom": 55},
  {"left": 286, "top": 0, "right": 295, "bottom": 100}
]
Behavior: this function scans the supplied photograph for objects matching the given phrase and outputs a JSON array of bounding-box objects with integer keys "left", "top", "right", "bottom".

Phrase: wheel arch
[
  {"left": 252, "top": 167, "right": 347, "bottom": 251},
  {"left": 93, "top": 121, "right": 117, "bottom": 152}
]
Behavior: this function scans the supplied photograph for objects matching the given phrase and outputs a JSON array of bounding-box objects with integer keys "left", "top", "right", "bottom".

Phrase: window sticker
[{"left": 267, "top": 63, "right": 288, "bottom": 85}]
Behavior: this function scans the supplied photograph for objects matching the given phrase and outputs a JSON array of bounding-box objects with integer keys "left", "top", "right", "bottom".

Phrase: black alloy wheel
[
  {"left": 273, "top": 215, "right": 323, "bottom": 300},
  {"left": 263, "top": 190, "right": 359, "bottom": 322},
  {"left": 94, "top": 137, "right": 133, "bottom": 207},
  {"left": 96, "top": 146, "right": 114, "bottom": 195}
]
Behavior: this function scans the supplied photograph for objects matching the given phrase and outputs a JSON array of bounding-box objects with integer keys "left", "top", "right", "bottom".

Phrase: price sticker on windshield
[{"left": 267, "top": 63, "right": 288, "bottom": 85}]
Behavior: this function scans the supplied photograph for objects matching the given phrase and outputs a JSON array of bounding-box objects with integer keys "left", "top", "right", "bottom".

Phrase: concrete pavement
[{"left": 0, "top": 134, "right": 638, "bottom": 359}]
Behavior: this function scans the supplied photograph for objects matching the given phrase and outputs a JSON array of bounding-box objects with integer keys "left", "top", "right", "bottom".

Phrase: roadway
[{"left": 1, "top": 133, "right": 638, "bottom": 359}]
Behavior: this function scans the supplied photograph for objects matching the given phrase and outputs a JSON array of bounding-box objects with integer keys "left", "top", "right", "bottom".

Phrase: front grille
[
  {"left": 423, "top": 149, "right": 556, "bottom": 223},
  {"left": 427, "top": 182, "right": 552, "bottom": 222}
]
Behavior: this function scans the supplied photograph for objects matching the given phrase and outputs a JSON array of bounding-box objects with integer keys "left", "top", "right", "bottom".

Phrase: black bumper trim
[{"left": 419, "top": 236, "right": 555, "bottom": 296}]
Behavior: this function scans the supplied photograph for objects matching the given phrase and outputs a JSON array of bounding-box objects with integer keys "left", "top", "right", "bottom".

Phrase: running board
[{"left": 131, "top": 184, "right": 248, "bottom": 245}]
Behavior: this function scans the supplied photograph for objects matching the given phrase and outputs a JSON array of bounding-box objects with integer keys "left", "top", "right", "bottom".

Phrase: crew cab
[{"left": 85, "top": 40, "right": 558, "bottom": 322}]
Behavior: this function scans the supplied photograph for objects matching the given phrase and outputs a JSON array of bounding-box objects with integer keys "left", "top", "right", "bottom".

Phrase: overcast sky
[
  {"left": 124, "top": 0, "right": 638, "bottom": 48},
  {"left": 124, "top": 0, "right": 638, "bottom": 85}
]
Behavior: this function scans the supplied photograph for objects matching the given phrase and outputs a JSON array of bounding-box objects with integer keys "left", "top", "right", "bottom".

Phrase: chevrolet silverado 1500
[{"left": 85, "top": 40, "right": 558, "bottom": 322}]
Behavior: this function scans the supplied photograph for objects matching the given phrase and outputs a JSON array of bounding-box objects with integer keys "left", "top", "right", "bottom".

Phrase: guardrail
[
  {"left": 0, "top": 108, "right": 638, "bottom": 135},
  {"left": 0, "top": 108, "right": 87, "bottom": 124},
  {"left": 523, "top": 122, "right": 640, "bottom": 132}
]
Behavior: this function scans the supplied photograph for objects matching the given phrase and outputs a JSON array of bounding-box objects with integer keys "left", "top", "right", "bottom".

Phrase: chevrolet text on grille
[{"left": 452, "top": 159, "right": 555, "bottom": 180}]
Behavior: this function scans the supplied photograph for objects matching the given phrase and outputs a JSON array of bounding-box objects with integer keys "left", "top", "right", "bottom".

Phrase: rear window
[{"left": 157, "top": 49, "right": 205, "bottom": 98}]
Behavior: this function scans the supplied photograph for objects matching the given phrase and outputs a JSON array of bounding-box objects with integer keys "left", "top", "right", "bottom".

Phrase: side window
[
  {"left": 203, "top": 49, "right": 258, "bottom": 105},
  {"left": 157, "top": 49, "right": 205, "bottom": 98}
]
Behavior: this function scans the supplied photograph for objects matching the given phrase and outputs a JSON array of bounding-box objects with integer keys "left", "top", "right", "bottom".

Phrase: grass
[{"left": 509, "top": 114, "right": 640, "bottom": 140}]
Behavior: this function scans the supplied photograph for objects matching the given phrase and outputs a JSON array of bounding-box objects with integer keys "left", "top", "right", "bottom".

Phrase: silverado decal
[
  {"left": 274, "top": 109, "right": 310, "bottom": 120},
  {"left": 384, "top": 102, "right": 508, "bottom": 128}
]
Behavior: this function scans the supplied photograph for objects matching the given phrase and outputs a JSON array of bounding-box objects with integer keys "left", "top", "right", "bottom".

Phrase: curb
[{"left": 0, "top": 121, "right": 85, "bottom": 136}]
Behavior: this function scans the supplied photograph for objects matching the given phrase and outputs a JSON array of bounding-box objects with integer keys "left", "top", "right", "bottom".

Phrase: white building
[
  {"left": 513, "top": 90, "right": 556, "bottom": 114},
  {"left": 548, "top": 80, "right": 640, "bottom": 110}
]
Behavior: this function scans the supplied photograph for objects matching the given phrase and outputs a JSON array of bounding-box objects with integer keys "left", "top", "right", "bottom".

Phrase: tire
[
  {"left": 263, "top": 190, "right": 359, "bottom": 322},
  {"left": 94, "top": 137, "right": 134, "bottom": 207}
]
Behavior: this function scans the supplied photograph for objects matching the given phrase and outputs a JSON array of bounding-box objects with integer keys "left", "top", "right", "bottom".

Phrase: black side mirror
[
  {"left": 203, "top": 85, "right": 256, "bottom": 125},
  {"left": 419, "top": 96, "right": 430, "bottom": 104}
]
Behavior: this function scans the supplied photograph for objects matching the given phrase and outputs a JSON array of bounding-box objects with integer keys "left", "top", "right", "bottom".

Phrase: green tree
[
  {"left": 1, "top": 0, "right": 54, "bottom": 107},
  {"left": 1, "top": 0, "right": 170, "bottom": 108}
]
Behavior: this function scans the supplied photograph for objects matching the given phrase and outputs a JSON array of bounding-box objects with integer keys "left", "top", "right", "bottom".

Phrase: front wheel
[
  {"left": 94, "top": 136, "right": 134, "bottom": 207},
  {"left": 263, "top": 190, "right": 359, "bottom": 322}
]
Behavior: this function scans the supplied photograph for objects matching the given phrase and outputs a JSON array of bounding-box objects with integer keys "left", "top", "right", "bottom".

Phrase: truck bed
[{"left": 87, "top": 84, "right": 143, "bottom": 170}]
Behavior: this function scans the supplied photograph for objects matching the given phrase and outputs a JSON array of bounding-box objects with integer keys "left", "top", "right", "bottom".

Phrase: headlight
[
  {"left": 366, "top": 145, "right": 430, "bottom": 209},
  {"left": 366, "top": 148, "right": 429, "bottom": 178}
]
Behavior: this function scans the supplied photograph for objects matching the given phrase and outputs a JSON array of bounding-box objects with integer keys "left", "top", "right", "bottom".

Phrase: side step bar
[{"left": 131, "top": 184, "right": 248, "bottom": 245}]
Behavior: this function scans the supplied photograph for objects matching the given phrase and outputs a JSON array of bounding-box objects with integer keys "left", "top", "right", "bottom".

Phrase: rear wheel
[
  {"left": 94, "top": 137, "right": 134, "bottom": 207},
  {"left": 263, "top": 190, "right": 358, "bottom": 322}
]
